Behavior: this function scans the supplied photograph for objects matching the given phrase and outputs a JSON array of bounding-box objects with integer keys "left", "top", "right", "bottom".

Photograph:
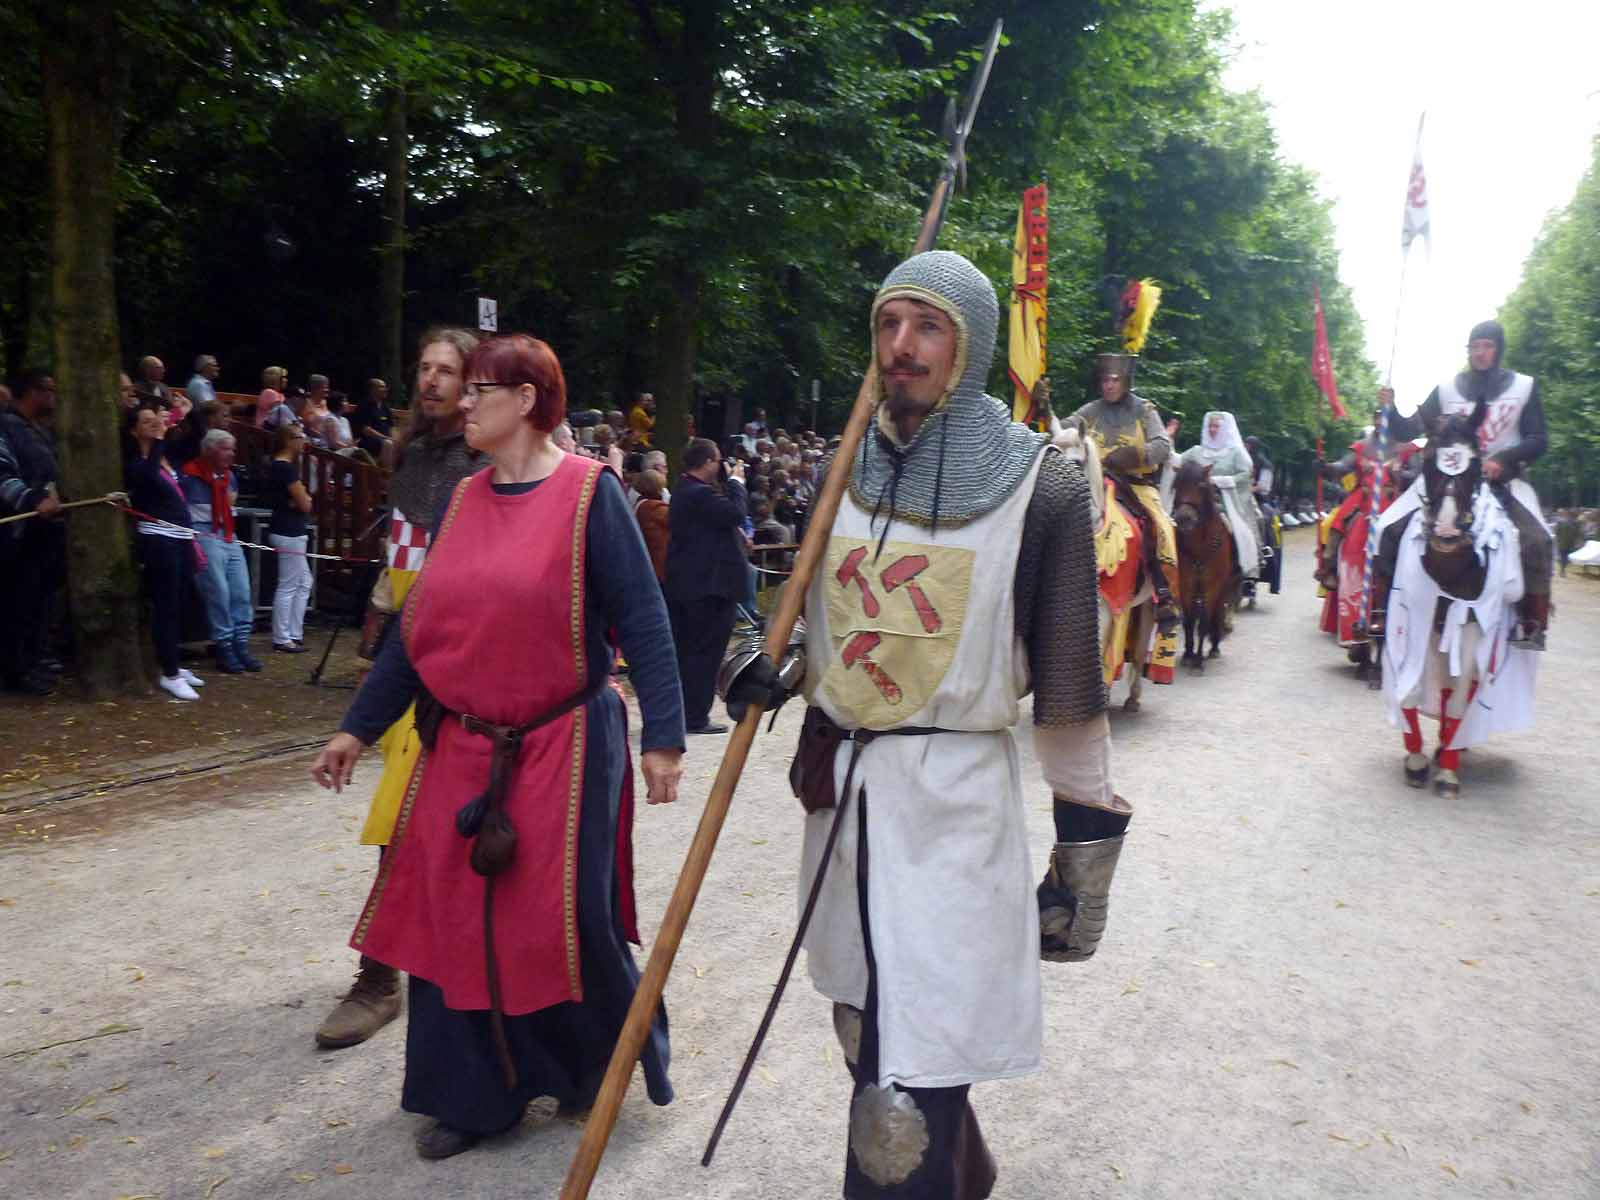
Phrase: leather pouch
[{"left": 790, "top": 705, "right": 846, "bottom": 813}]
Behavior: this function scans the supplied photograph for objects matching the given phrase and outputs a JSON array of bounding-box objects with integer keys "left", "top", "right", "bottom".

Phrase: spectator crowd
[{"left": 2, "top": 346, "right": 836, "bottom": 715}]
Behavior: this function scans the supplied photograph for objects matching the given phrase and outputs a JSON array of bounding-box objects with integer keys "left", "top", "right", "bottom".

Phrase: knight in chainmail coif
[
  {"left": 313, "top": 326, "right": 487, "bottom": 1055},
  {"left": 720, "top": 250, "right": 1130, "bottom": 1199}
]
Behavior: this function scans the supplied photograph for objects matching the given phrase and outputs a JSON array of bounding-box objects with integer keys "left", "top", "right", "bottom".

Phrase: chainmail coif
[{"left": 851, "top": 251, "right": 1047, "bottom": 531}]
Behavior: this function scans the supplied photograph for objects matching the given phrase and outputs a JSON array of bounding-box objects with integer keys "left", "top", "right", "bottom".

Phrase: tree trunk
[
  {"left": 40, "top": 0, "right": 146, "bottom": 697},
  {"left": 643, "top": 0, "right": 719, "bottom": 476},
  {"left": 378, "top": 0, "right": 408, "bottom": 402},
  {"left": 652, "top": 265, "right": 702, "bottom": 477}
]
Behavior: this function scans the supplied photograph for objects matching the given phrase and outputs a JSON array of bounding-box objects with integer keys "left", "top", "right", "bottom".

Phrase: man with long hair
[{"left": 314, "top": 326, "right": 486, "bottom": 1052}]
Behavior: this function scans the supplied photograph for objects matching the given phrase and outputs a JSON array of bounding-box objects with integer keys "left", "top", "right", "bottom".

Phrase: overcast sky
[{"left": 1211, "top": 0, "right": 1600, "bottom": 412}]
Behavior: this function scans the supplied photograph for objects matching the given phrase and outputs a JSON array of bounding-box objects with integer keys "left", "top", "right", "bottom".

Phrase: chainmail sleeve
[{"left": 1014, "top": 447, "right": 1108, "bottom": 726}]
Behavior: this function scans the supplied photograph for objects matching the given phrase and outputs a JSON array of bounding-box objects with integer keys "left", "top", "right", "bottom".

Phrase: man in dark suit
[{"left": 666, "top": 437, "right": 749, "bottom": 734}]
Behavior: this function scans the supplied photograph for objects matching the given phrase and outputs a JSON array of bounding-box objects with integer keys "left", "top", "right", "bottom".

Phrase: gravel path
[{"left": 3, "top": 528, "right": 1597, "bottom": 1199}]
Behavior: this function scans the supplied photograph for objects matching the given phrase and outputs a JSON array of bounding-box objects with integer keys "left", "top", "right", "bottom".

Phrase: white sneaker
[
  {"left": 159, "top": 675, "right": 200, "bottom": 702},
  {"left": 178, "top": 668, "right": 205, "bottom": 687}
]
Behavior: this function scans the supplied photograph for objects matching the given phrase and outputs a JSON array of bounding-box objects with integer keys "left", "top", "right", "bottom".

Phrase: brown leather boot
[{"left": 315, "top": 958, "right": 402, "bottom": 1049}]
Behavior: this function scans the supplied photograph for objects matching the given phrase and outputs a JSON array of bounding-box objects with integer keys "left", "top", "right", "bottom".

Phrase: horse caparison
[{"left": 1171, "top": 459, "right": 1235, "bottom": 670}]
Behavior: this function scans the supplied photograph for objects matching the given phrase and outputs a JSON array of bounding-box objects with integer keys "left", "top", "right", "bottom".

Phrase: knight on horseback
[
  {"left": 1315, "top": 418, "right": 1417, "bottom": 659},
  {"left": 1179, "top": 411, "right": 1263, "bottom": 593},
  {"left": 1374, "top": 319, "right": 1553, "bottom": 650},
  {"left": 1070, "top": 352, "right": 1183, "bottom": 639}
]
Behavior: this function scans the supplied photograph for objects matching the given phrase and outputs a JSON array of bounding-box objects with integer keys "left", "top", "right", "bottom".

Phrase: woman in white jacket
[{"left": 1180, "top": 411, "right": 1261, "bottom": 579}]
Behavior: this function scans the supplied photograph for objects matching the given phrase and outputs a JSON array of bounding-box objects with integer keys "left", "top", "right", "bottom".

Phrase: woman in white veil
[{"left": 1179, "top": 411, "right": 1261, "bottom": 579}]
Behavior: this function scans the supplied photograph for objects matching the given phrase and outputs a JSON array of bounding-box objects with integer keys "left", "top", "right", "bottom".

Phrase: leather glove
[
  {"left": 1102, "top": 444, "right": 1140, "bottom": 474},
  {"left": 725, "top": 652, "right": 796, "bottom": 723}
]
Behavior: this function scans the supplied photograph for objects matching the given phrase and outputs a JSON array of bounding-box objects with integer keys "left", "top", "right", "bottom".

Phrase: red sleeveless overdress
[{"left": 351, "top": 456, "right": 614, "bottom": 1015}]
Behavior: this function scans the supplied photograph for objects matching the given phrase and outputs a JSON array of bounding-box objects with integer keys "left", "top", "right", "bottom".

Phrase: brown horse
[{"left": 1172, "top": 459, "right": 1236, "bottom": 670}]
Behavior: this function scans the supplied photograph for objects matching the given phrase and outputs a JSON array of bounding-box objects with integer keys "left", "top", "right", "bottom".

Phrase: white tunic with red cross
[{"left": 799, "top": 450, "right": 1045, "bottom": 1089}]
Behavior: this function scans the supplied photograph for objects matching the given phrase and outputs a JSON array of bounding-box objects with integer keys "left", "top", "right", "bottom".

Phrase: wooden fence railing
[{"left": 218, "top": 394, "right": 388, "bottom": 610}]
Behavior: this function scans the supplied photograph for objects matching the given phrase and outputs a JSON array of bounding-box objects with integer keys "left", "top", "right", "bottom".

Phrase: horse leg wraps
[
  {"left": 1435, "top": 683, "right": 1478, "bottom": 772},
  {"left": 1401, "top": 708, "right": 1424, "bottom": 754}
]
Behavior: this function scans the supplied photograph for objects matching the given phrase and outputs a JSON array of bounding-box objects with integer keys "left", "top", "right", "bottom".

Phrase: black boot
[{"left": 234, "top": 633, "right": 264, "bottom": 672}]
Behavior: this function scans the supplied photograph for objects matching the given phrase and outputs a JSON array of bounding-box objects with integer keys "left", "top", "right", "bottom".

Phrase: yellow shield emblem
[{"left": 818, "top": 537, "right": 973, "bottom": 726}]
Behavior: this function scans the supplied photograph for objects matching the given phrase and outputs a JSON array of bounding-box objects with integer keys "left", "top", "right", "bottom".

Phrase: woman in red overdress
[{"left": 311, "top": 333, "right": 686, "bottom": 1159}]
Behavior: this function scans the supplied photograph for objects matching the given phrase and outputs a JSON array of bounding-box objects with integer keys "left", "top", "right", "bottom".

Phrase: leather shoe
[
  {"left": 414, "top": 1120, "right": 480, "bottom": 1160},
  {"left": 274, "top": 642, "right": 308, "bottom": 654},
  {"left": 687, "top": 722, "right": 729, "bottom": 735}
]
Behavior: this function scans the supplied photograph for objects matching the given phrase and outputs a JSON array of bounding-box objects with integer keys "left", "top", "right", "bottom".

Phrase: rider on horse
[
  {"left": 1070, "top": 352, "right": 1182, "bottom": 636},
  {"left": 1375, "top": 319, "right": 1553, "bottom": 650},
  {"left": 1179, "top": 411, "right": 1263, "bottom": 585}
]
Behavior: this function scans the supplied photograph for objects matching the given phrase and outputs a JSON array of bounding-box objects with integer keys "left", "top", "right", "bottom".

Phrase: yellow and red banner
[{"left": 1008, "top": 184, "right": 1048, "bottom": 426}]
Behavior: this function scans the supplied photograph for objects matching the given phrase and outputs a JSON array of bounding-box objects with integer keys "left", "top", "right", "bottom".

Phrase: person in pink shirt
[{"left": 257, "top": 365, "right": 289, "bottom": 427}]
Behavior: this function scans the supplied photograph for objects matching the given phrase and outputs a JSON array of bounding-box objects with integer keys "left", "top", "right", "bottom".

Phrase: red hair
[{"left": 465, "top": 333, "right": 567, "bottom": 433}]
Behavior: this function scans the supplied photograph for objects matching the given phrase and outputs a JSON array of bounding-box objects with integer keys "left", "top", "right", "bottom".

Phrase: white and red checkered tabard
[{"left": 387, "top": 511, "right": 430, "bottom": 571}]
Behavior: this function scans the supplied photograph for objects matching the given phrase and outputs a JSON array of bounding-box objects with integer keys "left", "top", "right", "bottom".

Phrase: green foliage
[
  {"left": 1501, "top": 133, "right": 1600, "bottom": 507},
  {"left": 1, "top": 0, "right": 1371, "bottom": 494}
]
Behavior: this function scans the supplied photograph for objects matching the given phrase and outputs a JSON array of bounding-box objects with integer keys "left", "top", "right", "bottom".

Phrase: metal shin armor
[
  {"left": 833, "top": 1003, "right": 863, "bottom": 1067},
  {"left": 1039, "top": 835, "right": 1125, "bottom": 962},
  {"left": 849, "top": 1083, "right": 931, "bottom": 1187}
]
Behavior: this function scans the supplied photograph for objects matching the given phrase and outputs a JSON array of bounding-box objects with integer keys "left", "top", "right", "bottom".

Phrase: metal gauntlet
[{"left": 717, "top": 620, "right": 806, "bottom": 721}]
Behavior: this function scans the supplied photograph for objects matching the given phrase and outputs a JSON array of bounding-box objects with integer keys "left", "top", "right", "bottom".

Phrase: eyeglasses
[{"left": 463, "top": 381, "right": 535, "bottom": 399}]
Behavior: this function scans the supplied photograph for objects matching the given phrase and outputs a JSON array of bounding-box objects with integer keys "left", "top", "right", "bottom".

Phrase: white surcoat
[
  {"left": 1436, "top": 373, "right": 1533, "bottom": 459},
  {"left": 1379, "top": 479, "right": 1538, "bottom": 746},
  {"left": 800, "top": 451, "right": 1045, "bottom": 1089}
]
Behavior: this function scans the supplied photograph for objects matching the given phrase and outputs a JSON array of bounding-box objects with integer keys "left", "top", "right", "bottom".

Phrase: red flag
[{"left": 1312, "top": 286, "right": 1345, "bottom": 419}]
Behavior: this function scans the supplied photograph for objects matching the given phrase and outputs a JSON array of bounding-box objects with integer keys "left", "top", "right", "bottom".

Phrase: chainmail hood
[
  {"left": 1459, "top": 318, "right": 1512, "bottom": 404},
  {"left": 851, "top": 251, "right": 1047, "bottom": 534}
]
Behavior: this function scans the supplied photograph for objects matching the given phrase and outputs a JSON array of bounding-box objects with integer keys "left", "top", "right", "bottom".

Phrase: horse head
[
  {"left": 1049, "top": 415, "right": 1107, "bottom": 530},
  {"left": 1421, "top": 415, "right": 1483, "bottom": 555},
  {"left": 1171, "top": 459, "right": 1215, "bottom": 535}
]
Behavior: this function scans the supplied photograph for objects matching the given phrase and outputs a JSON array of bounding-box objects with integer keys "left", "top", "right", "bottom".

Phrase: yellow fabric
[
  {"left": 1122, "top": 481, "right": 1179, "bottom": 679},
  {"left": 1122, "top": 279, "right": 1161, "bottom": 354},
  {"left": 628, "top": 404, "right": 654, "bottom": 446},
  {"left": 359, "top": 566, "right": 420, "bottom": 847},
  {"left": 818, "top": 537, "right": 973, "bottom": 728},
  {"left": 359, "top": 702, "right": 420, "bottom": 846},
  {"left": 1009, "top": 186, "right": 1047, "bottom": 424}
]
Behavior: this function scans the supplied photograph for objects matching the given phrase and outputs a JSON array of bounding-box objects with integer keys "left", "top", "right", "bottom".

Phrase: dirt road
[{"left": 3, "top": 529, "right": 1597, "bottom": 1199}]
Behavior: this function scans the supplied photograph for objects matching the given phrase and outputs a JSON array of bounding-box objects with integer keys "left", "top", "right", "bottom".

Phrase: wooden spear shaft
[
  {"left": 560, "top": 22, "right": 1001, "bottom": 1192},
  {"left": 558, "top": 365, "right": 879, "bottom": 1199}
]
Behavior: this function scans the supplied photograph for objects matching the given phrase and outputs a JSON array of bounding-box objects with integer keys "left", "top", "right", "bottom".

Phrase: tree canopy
[
  {"left": 0, "top": 0, "right": 1393, "bottom": 696},
  {"left": 2, "top": 0, "right": 1369, "bottom": 479},
  {"left": 1500, "top": 132, "right": 1600, "bottom": 508}
]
